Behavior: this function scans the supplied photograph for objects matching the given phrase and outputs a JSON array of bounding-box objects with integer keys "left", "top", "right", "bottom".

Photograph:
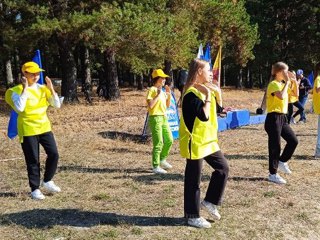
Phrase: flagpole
[{"left": 218, "top": 46, "right": 222, "bottom": 87}]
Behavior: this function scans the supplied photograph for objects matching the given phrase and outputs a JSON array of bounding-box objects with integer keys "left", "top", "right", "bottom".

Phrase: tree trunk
[
  {"left": 137, "top": 73, "right": 143, "bottom": 90},
  {"left": 129, "top": 72, "right": 136, "bottom": 87},
  {"left": 223, "top": 65, "right": 226, "bottom": 87},
  {"left": 247, "top": 67, "right": 253, "bottom": 88},
  {"left": 164, "top": 59, "right": 173, "bottom": 87},
  {"left": 237, "top": 68, "right": 243, "bottom": 89},
  {"left": 13, "top": 49, "right": 20, "bottom": 84},
  {"left": 57, "top": 36, "right": 78, "bottom": 103},
  {"left": 104, "top": 48, "right": 120, "bottom": 100},
  {"left": 80, "top": 45, "right": 92, "bottom": 103},
  {"left": 5, "top": 59, "right": 14, "bottom": 87}
]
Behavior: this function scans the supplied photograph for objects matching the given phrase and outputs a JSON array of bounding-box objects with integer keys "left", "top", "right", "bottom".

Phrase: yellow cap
[
  {"left": 152, "top": 69, "right": 169, "bottom": 79},
  {"left": 21, "top": 62, "right": 44, "bottom": 73}
]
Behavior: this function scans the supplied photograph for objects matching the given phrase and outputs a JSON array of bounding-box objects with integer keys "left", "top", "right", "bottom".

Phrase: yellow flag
[{"left": 212, "top": 46, "right": 222, "bottom": 86}]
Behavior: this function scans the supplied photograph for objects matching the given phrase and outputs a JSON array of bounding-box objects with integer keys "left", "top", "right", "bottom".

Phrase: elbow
[{"left": 15, "top": 105, "right": 25, "bottom": 112}]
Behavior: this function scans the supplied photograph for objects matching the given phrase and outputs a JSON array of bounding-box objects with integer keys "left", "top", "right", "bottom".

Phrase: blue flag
[
  {"left": 202, "top": 43, "right": 211, "bottom": 63},
  {"left": 32, "top": 49, "right": 44, "bottom": 84},
  {"left": 166, "top": 91, "right": 180, "bottom": 139},
  {"left": 308, "top": 71, "right": 314, "bottom": 87},
  {"left": 7, "top": 49, "right": 44, "bottom": 139}
]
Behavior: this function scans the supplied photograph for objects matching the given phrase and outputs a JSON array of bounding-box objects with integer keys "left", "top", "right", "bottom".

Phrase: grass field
[{"left": 0, "top": 87, "right": 320, "bottom": 240}]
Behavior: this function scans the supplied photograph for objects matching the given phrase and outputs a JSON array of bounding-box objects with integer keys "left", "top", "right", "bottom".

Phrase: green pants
[{"left": 148, "top": 115, "right": 173, "bottom": 168}]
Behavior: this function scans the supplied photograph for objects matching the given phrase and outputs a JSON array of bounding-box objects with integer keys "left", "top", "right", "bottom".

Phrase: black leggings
[
  {"left": 287, "top": 101, "right": 304, "bottom": 123},
  {"left": 184, "top": 151, "right": 229, "bottom": 218},
  {"left": 21, "top": 131, "right": 59, "bottom": 191},
  {"left": 264, "top": 113, "right": 298, "bottom": 174}
]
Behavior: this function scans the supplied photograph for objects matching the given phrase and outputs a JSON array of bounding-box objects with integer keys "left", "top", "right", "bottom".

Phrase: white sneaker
[
  {"left": 43, "top": 180, "right": 61, "bottom": 193},
  {"left": 152, "top": 166, "right": 167, "bottom": 174},
  {"left": 187, "top": 217, "right": 211, "bottom": 228},
  {"left": 160, "top": 160, "right": 172, "bottom": 169},
  {"left": 268, "top": 174, "right": 286, "bottom": 184},
  {"left": 201, "top": 200, "right": 221, "bottom": 220},
  {"left": 278, "top": 161, "right": 292, "bottom": 174},
  {"left": 31, "top": 189, "right": 45, "bottom": 200}
]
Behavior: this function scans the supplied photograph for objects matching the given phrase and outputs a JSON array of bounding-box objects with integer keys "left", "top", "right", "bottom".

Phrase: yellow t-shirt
[
  {"left": 146, "top": 86, "right": 167, "bottom": 115},
  {"left": 266, "top": 80, "right": 288, "bottom": 114},
  {"left": 313, "top": 76, "right": 320, "bottom": 114},
  {"left": 288, "top": 80, "right": 298, "bottom": 103}
]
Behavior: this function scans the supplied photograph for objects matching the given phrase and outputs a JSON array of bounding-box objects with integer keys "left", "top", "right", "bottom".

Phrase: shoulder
[
  {"left": 147, "top": 86, "right": 157, "bottom": 93},
  {"left": 6, "top": 84, "right": 23, "bottom": 95}
]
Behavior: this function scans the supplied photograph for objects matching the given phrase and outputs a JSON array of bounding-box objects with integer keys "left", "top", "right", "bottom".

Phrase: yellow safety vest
[
  {"left": 179, "top": 87, "right": 220, "bottom": 159},
  {"left": 5, "top": 84, "right": 52, "bottom": 142}
]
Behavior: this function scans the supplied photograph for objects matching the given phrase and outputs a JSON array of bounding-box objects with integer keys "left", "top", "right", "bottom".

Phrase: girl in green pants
[{"left": 146, "top": 69, "right": 173, "bottom": 174}]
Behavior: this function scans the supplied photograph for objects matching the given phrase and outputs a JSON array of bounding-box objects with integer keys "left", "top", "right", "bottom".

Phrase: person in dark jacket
[{"left": 297, "top": 69, "right": 312, "bottom": 123}]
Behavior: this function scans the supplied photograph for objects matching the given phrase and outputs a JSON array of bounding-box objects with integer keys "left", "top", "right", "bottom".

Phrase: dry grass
[{"left": 0, "top": 87, "right": 320, "bottom": 240}]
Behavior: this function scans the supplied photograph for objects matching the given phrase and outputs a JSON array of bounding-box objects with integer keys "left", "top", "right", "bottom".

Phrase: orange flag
[{"left": 212, "top": 46, "right": 222, "bottom": 87}]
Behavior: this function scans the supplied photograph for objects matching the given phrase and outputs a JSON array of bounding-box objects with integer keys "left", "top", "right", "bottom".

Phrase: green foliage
[{"left": 199, "top": 0, "right": 259, "bottom": 66}]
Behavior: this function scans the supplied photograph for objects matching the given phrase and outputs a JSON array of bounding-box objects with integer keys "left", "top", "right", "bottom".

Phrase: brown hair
[
  {"left": 182, "top": 58, "right": 208, "bottom": 96},
  {"left": 270, "top": 62, "right": 288, "bottom": 81}
]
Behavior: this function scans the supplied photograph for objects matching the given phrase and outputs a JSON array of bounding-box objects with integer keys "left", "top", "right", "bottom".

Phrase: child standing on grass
[
  {"left": 264, "top": 62, "right": 298, "bottom": 184},
  {"left": 287, "top": 72, "right": 303, "bottom": 124},
  {"left": 312, "top": 63, "right": 320, "bottom": 158},
  {"left": 5, "top": 62, "right": 61, "bottom": 200},
  {"left": 146, "top": 69, "right": 173, "bottom": 174},
  {"left": 179, "top": 59, "right": 229, "bottom": 229}
]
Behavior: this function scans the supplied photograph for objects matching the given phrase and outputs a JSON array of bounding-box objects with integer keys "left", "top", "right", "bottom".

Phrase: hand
[
  {"left": 282, "top": 70, "right": 290, "bottom": 82},
  {"left": 288, "top": 71, "right": 297, "bottom": 81},
  {"left": 21, "top": 76, "right": 28, "bottom": 89},
  {"left": 165, "top": 85, "right": 171, "bottom": 94},
  {"left": 194, "top": 83, "right": 210, "bottom": 99},
  {"left": 45, "top": 76, "right": 54, "bottom": 90},
  {"left": 156, "top": 87, "right": 162, "bottom": 96},
  {"left": 204, "top": 82, "right": 220, "bottom": 92}
]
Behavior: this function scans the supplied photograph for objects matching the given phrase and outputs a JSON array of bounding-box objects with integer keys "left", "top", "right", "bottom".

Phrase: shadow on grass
[
  {"left": 1, "top": 209, "right": 185, "bottom": 228},
  {"left": 237, "top": 127, "right": 261, "bottom": 131},
  {"left": 295, "top": 133, "right": 317, "bottom": 137},
  {"left": 125, "top": 173, "right": 185, "bottom": 184},
  {"left": 98, "top": 131, "right": 149, "bottom": 143},
  {"left": 294, "top": 155, "right": 317, "bottom": 160},
  {"left": 0, "top": 192, "right": 18, "bottom": 197},
  {"left": 59, "top": 165, "right": 150, "bottom": 174},
  {"left": 229, "top": 176, "right": 267, "bottom": 182},
  {"left": 224, "top": 154, "right": 268, "bottom": 160}
]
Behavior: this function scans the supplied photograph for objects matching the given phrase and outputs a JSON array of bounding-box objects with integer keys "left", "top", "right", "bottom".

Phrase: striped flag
[
  {"left": 213, "top": 46, "right": 222, "bottom": 86},
  {"left": 197, "top": 43, "right": 204, "bottom": 59},
  {"left": 7, "top": 50, "right": 44, "bottom": 139}
]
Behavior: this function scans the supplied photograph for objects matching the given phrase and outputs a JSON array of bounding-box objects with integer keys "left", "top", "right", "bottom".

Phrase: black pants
[
  {"left": 21, "top": 131, "right": 59, "bottom": 191},
  {"left": 184, "top": 150, "right": 229, "bottom": 218},
  {"left": 264, "top": 113, "right": 298, "bottom": 174},
  {"left": 287, "top": 101, "right": 304, "bottom": 123}
]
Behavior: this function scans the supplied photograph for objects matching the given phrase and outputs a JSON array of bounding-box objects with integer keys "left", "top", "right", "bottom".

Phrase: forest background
[{"left": 0, "top": 0, "right": 319, "bottom": 102}]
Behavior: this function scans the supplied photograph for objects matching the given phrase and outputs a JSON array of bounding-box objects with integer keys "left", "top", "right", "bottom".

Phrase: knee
[
  {"left": 292, "top": 137, "right": 299, "bottom": 147},
  {"left": 166, "top": 137, "right": 173, "bottom": 147},
  {"left": 217, "top": 162, "right": 229, "bottom": 178},
  {"left": 222, "top": 163, "right": 230, "bottom": 176},
  {"left": 49, "top": 151, "right": 59, "bottom": 161},
  {"left": 154, "top": 141, "right": 164, "bottom": 151}
]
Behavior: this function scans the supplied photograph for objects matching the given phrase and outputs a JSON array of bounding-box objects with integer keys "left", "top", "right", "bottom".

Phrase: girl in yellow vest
[
  {"left": 5, "top": 62, "right": 61, "bottom": 200},
  {"left": 264, "top": 62, "right": 298, "bottom": 184},
  {"left": 179, "top": 59, "right": 229, "bottom": 228},
  {"left": 287, "top": 72, "right": 304, "bottom": 124},
  {"left": 146, "top": 69, "right": 173, "bottom": 174},
  {"left": 312, "top": 63, "right": 320, "bottom": 158}
]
